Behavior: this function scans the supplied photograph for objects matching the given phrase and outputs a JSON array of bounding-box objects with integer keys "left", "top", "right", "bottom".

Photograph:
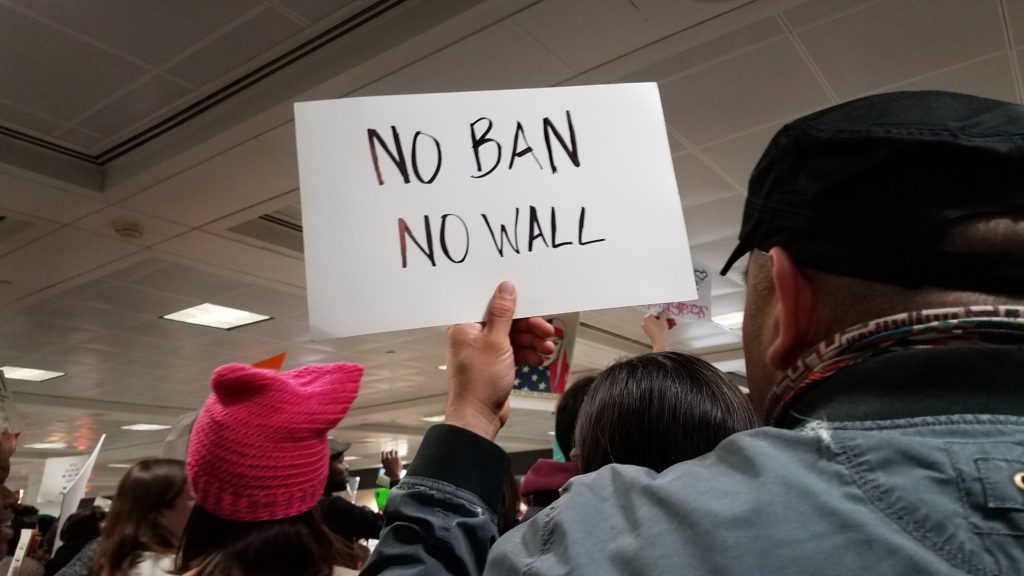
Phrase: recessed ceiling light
[
  {"left": 161, "top": 303, "right": 271, "bottom": 330},
  {"left": 343, "top": 456, "right": 361, "bottom": 461},
  {"left": 712, "top": 312, "right": 745, "bottom": 331},
  {"left": 436, "top": 365, "right": 447, "bottom": 370},
  {"left": 120, "top": 424, "right": 172, "bottom": 432},
  {"left": 546, "top": 431, "right": 555, "bottom": 436},
  {"left": 1, "top": 366, "right": 65, "bottom": 382},
  {"left": 24, "top": 442, "right": 68, "bottom": 450},
  {"left": 107, "top": 463, "right": 132, "bottom": 468},
  {"left": 420, "top": 415, "right": 445, "bottom": 423}
]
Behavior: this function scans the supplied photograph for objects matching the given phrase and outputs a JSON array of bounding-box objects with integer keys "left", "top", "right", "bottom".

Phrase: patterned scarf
[{"left": 765, "top": 305, "right": 1024, "bottom": 425}]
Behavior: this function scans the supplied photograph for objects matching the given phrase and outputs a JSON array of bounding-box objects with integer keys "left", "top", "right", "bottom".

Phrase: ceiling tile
[
  {"left": 878, "top": 53, "right": 1018, "bottom": 103},
  {"left": 0, "top": 228, "right": 139, "bottom": 307},
  {"left": 21, "top": 301, "right": 149, "bottom": 332},
  {"left": 255, "top": 122, "right": 298, "bottom": 155},
  {"left": 0, "top": 172, "right": 107, "bottom": 224},
  {"left": 155, "top": 231, "right": 307, "bottom": 288},
  {"left": 72, "top": 207, "right": 189, "bottom": 248},
  {"left": 660, "top": 37, "right": 831, "bottom": 146},
  {"left": 131, "top": 262, "right": 252, "bottom": 301},
  {"left": 214, "top": 285, "right": 308, "bottom": 319},
  {"left": 513, "top": 0, "right": 747, "bottom": 72},
  {"left": 622, "top": 17, "right": 786, "bottom": 83},
  {"left": 166, "top": 7, "right": 305, "bottom": 89},
  {"left": 1008, "top": 0, "right": 1024, "bottom": 46},
  {"left": 76, "top": 282, "right": 198, "bottom": 318},
  {"left": 120, "top": 140, "right": 298, "bottom": 227},
  {"left": 699, "top": 122, "right": 783, "bottom": 189},
  {"left": 0, "top": 5, "right": 148, "bottom": 122},
  {"left": 0, "top": 211, "right": 61, "bottom": 258},
  {"left": 782, "top": 0, "right": 882, "bottom": 30},
  {"left": 78, "top": 75, "right": 192, "bottom": 138},
  {"left": 8, "top": 0, "right": 262, "bottom": 67},
  {"left": 52, "top": 127, "right": 105, "bottom": 152},
  {"left": 358, "top": 21, "right": 574, "bottom": 95},
  {"left": 673, "top": 153, "right": 740, "bottom": 207},
  {"left": 274, "top": 0, "right": 359, "bottom": 24},
  {"left": 797, "top": 0, "right": 1005, "bottom": 99},
  {"left": 0, "top": 99, "right": 64, "bottom": 137},
  {"left": 682, "top": 193, "right": 745, "bottom": 246}
]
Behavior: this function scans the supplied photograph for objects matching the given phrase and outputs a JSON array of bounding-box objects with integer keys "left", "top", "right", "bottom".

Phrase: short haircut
[
  {"left": 555, "top": 375, "right": 596, "bottom": 460},
  {"left": 792, "top": 216, "right": 1024, "bottom": 339},
  {"left": 575, "top": 352, "right": 758, "bottom": 474}
]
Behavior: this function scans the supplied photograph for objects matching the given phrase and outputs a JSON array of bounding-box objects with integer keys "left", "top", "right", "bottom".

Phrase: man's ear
[{"left": 765, "top": 247, "right": 815, "bottom": 371}]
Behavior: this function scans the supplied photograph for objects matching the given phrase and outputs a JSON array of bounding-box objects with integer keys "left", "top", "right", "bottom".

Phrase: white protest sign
[
  {"left": 36, "top": 454, "right": 89, "bottom": 505},
  {"left": 54, "top": 434, "right": 105, "bottom": 553},
  {"left": 6, "top": 529, "right": 33, "bottom": 576},
  {"left": 296, "top": 83, "right": 696, "bottom": 339},
  {"left": 638, "top": 263, "right": 712, "bottom": 321}
]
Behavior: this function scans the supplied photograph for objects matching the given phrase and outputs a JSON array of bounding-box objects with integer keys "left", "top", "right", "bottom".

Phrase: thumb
[{"left": 483, "top": 281, "right": 517, "bottom": 340}]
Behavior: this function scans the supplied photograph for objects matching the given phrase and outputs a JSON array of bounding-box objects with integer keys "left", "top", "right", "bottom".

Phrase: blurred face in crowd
[
  {"left": 160, "top": 481, "right": 195, "bottom": 543},
  {"left": 326, "top": 452, "right": 350, "bottom": 493}
]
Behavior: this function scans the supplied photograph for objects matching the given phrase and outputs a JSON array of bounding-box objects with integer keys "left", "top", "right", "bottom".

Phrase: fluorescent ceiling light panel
[
  {"left": 162, "top": 303, "right": 270, "bottom": 330},
  {"left": 343, "top": 456, "right": 361, "bottom": 461},
  {"left": 121, "top": 424, "right": 172, "bottom": 431},
  {"left": 107, "top": 463, "right": 132, "bottom": 468},
  {"left": 420, "top": 415, "right": 445, "bottom": 423},
  {"left": 436, "top": 365, "right": 447, "bottom": 370},
  {"left": 1, "top": 366, "right": 65, "bottom": 382},
  {"left": 24, "top": 442, "right": 68, "bottom": 450},
  {"left": 712, "top": 312, "right": 745, "bottom": 330}
]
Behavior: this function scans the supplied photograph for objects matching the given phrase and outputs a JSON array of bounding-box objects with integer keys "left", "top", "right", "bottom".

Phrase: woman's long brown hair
[{"left": 92, "top": 459, "right": 188, "bottom": 576}]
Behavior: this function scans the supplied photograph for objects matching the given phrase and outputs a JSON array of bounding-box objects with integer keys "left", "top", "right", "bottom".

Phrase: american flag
[{"left": 514, "top": 362, "right": 553, "bottom": 393}]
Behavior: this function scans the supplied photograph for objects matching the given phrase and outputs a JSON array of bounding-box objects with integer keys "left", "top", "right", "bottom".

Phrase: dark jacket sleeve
[
  {"left": 321, "top": 494, "right": 385, "bottom": 541},
  {"left": 361, "top": 424, "right": 511, "bottom": 576}
]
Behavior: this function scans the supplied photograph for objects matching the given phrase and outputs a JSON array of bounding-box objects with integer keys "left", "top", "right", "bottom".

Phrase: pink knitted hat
[{"left": 187, "top": 362, "right": 362, "bottom": 522}]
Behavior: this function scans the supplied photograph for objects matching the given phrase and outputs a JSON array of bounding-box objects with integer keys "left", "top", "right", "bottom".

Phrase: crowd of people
[{"left": 0, "top": 89, "right": 1020, "bottom": 574}]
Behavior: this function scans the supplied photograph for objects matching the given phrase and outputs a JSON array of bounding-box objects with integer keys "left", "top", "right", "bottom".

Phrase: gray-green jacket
[{"left": 364, "top": 346, "right": 1024, "bottom": 575}]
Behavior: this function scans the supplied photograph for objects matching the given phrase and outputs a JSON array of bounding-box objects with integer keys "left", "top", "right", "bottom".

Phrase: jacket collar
[
  {"left": 766, "top": 306, "right": 1024, "bottom": 426},
  {"left": 779, "top": 344, "right": 1024, "bottom": 428}
]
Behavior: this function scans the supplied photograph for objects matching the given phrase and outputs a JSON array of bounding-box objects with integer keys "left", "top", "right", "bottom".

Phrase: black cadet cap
[{"left": 720, "top": 91, "right": 1024, "bottom": 293}]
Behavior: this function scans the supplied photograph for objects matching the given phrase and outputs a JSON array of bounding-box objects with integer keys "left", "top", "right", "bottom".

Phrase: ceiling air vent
[{"left": 227, "top": 204, "right": 304, "bottom": 254}]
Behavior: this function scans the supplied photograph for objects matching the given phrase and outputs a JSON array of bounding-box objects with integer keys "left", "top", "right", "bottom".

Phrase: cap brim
[
  {"left": 328, "top": 439, "right": 351, "bottom": 456},
  {"left": 720, "top": 242, "right": 749, "bottom": 276}
]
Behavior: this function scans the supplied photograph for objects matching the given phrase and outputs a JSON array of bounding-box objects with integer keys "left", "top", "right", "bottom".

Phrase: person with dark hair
[
  {"left": 92, "top": 459, "right": 192, "bottom": 576},
  {"left": 0, "top": 504, "right": 44, "bottom": 576},
  {"left": 179, "top": 362, "right": 364, "bottom": 576},
  {"left": 574, "top": 352, "right": 757, "bottom": 474},
  {"left": 362, "top": 91, "right": 1024, "bottom": 575},
  {"left": 318, "top": 442, "right": 401, "bottom": 542},
  {"left": 518, "top": 376, "right": 594, "bottom": 522},
  {"left": 43, "top": 507, "right": 102, "bottom": 575}
]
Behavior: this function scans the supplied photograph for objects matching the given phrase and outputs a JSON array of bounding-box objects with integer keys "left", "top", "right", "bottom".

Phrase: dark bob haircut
[{"left": 575, "top": 352, "right": 758, "bottom": 474}]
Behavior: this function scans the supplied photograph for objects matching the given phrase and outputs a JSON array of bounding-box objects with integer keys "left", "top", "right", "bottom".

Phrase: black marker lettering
[
  {"left": 470, "top": 118, "right": 501, "bottom": 179},
  {"left": 368, "top": 127, "right": 410, "bottom": 185}
]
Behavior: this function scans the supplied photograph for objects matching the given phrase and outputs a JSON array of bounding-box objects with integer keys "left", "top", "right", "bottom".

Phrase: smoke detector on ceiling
[{"left": 112, "top": 220, "right": 143, "bottom": 239}]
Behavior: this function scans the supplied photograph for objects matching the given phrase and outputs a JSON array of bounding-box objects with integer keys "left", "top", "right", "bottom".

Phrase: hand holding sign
[
  {"left": 641, "top": 313, "right": 670, "bottom": 352},
  {"left": 444, "top": 282, "right": 555, "bottom": 441}
]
